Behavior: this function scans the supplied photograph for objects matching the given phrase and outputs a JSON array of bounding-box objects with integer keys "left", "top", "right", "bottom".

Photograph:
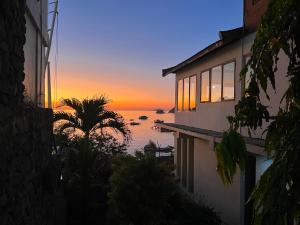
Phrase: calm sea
[
  {"left": 118, "top": 111, "right": 174, "bottom": 154},
  {"left": 54, "top": 109, "right": 174, "bottom": 154}
]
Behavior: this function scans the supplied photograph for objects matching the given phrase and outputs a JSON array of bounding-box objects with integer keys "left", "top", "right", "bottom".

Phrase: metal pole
[{"left": 47, "top": 62, "right": 52, "bottom": 108}]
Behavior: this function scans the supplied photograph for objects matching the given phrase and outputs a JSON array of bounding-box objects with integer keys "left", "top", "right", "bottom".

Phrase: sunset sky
[{"left": 49, "top": 0, "right": 243, "bottom": 110}]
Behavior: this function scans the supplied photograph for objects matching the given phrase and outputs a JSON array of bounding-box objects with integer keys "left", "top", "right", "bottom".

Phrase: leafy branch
[{"left": 215, "top": 0, "right": 300, "bottom": 224}]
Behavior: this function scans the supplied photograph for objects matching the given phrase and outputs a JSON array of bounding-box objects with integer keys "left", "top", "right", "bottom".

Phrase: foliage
[
  {"left": 108, "top": 152, "right": 222, "bottom": 225},
  {"left": 215, "top": 0, "right": 300, "bottom": 224},
  {"left": 215, "top": 129, "right": 246, "bottom": 185},
  {"left": 108, "top": 152, "right": 177, "bottom": 225},
  {"left": 54, "top": 132, "right": 127, "bottom": 225},
  {"left": 53, "top": 96, "right": 131, "bottom": 142}
]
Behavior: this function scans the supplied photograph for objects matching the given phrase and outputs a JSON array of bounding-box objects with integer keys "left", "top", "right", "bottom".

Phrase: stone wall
[
  {"left": 0, "top": 0, "right": 25, "bottom": 111},
  {"left": 0, "top": 108, "right": 64, "bottom": 225},
  {"left": 0, "top": 1, "right": 64, "bottom": 224}
]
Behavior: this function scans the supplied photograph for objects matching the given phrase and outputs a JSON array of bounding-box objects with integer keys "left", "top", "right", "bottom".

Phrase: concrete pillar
[
  {"left": 176, "top": 137, "right": 182, "bottom": 177},
  {"left": 181, "top": 136, "right": 187, "bottom": 187},
  {"left": 187, "top": 136, "right": 194, "bottom": 193}
]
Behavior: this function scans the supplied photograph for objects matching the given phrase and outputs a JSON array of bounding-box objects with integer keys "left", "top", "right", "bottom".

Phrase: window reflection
[
  {"left": 223, "top": 62, "right": 235, "bottom": 100},
  {"left": 211, "top": 66, "right": 222, "bottom": 102},
  {"left": 183, "top": 78, "right": 190, "bottom": 111},
  {"left": 177, "top": 80, "right": 183, "bottom": 111},
  {"left": 201, "top": 71, "right": 210, "bottom": 102},
  {"left": 189, "top": 75, "right": 196, "bottom": 110},
  {"left": 245, "top": 56, "right": 252, "bottom": 90}
]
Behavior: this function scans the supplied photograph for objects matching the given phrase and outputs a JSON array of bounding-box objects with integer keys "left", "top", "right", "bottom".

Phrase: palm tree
[{"left": 53, "top": 96, "right": 131, "bottom": 142}]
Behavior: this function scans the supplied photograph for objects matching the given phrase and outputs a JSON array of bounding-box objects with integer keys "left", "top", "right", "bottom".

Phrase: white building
[
  {"left": 157, "top": 1, "right": 289, "bottom": 225},
  {"left": 23, "top": 0, "right": 57, "bottom": 107}
]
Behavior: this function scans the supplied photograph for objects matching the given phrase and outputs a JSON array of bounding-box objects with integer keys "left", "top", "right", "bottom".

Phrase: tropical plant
[
  {"left": 215, "top": 0, "right": 300, "bottom": 224},
  {"left": 108, "top": 152, "right": 222, "bottom": 225},
  {"left": 53, "top": 96, "right": 131, "bottom": 142},
  {"left": 108, "top": 152, "right": 177, "bottom": 225},
  {"left": 55, "top": 134, "right": 127, "bottom": 225}
]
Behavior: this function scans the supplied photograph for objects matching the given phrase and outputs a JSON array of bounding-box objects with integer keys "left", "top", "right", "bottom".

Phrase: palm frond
[
  {"left": 56, "top": 121, "right": 78, "bottom": 134},
  {"left": 101, "top": 119, "right": 131, "bottom": 142},
  {"left": 53, "top": 111, "right": 79, "bottom": 124},
  {"left": 62, "top": 98, "right": 83, "bottom": 116}
]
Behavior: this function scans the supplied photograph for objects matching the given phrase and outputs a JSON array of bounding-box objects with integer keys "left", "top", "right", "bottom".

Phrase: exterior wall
[
  {"left": 193, "top": 138, "right": 241, "bottom": 225},
  {"left": 175, "top": 35, "right": 250, "bottom": 132},
  {"left": 23, "top": 0, "right": 48, "bottom": 107},
  {"left": 240, "top": 49, "right": 289, "bottom": 139},
  {"left": 0, "top": 1, "right": 64, "bottom": 224},
  {"left": 175, "top": 32, "right": 289, "bottom": 141},
  {"left": 172, "top": 32, "right": 289, "bottom": 225},
  {"left": 244, "top": 0, "right": 269, "bottom": 33}
]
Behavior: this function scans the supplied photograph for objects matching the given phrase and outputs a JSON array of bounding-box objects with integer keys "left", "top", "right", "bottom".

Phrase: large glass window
[
  {"left": 183, "top": 78, "right": 190, "bottom": 111},
  {"left": 211, "top": 66, "right": 222, "bottom": 102},
  {"left": 189, "top": 75, "right": 196, "bottom": 110},
  {"left": 245, "top": 56, "right": 252, "bottom": 90},
  {"left": 200, "top": 71, "right": 210, "bottom": 102},
  {"left": 223, "top": 62, "right": 235, "bottom": 100},
  {"left": 177, "top": 80, "right": 183, "bottom": 111}
]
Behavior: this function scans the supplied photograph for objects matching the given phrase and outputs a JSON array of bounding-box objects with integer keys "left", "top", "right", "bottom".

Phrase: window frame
[
  {"left": 177, "top": 79, "right": 184, "bottom": 112},
  {"left": 211, "top": 64, "right": 223, "bottom": 103},
  {"left": 183, "top": 77, "right": 190, "bottom": 111},
  {"left": 189, "top": 75, "right": 197, "bottom": 111},
  {"left": 243, "top": 54, "right": 252, "bottom": 94},
  {"left": 177, "top": 74, "right": 197, "bottom": 112},
  {"left": 199, "top": 59, "right": 236, "bottom": 103},
  {"left": 200, "top": 70, "right": 211, "bottom": 103},
  {"left": 222, "top": 61, "right": 236, "bottom": 101}
]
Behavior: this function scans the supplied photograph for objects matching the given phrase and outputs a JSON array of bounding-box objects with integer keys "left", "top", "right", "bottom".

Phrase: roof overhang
[
  {"left": 162, "top": 27, "right": 244, "bottom": 77},
  {"left": 155, "top": 122, "right": 266, "bottom": 155}
]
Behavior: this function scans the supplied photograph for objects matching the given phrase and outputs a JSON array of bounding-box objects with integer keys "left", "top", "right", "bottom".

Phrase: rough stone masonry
[{"left": 0, "top": 1, "right": 64, "bottom": 224}]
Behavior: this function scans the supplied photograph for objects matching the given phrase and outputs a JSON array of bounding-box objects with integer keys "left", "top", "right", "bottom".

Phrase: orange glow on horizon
[{"left": 48, "top": 71, "right": 174, "bottom": 111}]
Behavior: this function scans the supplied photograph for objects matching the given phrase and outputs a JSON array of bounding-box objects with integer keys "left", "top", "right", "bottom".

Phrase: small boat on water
[
  {"left": 130, "top": 121, "right": 140, "bottom": 126},
  {"left": 143, "top": 143, "right": 174, "bottom": 154},
  {"left": 139, "top": 115, "right": 148, "bottom": 120},
  {"left": 155, "top": 109, "right": 165, "bottom": 114}
]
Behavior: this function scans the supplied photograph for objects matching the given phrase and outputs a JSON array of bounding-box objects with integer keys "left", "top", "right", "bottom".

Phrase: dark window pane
[
  {"left": 211, "top": 66, "right": 222, "bottom": 102},
  {"left": 189, "top": 76, "right": 196, "bottom": 110},
  {"left": 223, "top": 62, "right": 235, "bottom": 100},
  {"left": 183, "top": 78, "right": 190, "bottom": 111},
  {"left": 201, "top": 71, "right": 210, "bottom": 102},
  {"left": 177, "top": 80, "right": 183, "bottom": 111}
]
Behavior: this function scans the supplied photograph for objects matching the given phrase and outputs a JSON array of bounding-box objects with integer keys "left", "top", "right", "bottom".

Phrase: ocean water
[
  {"left": 117, "top": 111, "right": 174, "bottom": 154},
  {"left": 54, "top": 109, "right": 174, "bottom": 154}
]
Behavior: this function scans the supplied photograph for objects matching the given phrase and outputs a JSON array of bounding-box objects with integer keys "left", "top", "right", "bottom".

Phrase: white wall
[
  {"left": 24, "top": 13, "right": 37, "bottom": 102},
  {"left": 23, "top": 0, "right": 48, "bottom": 107},
  {"left": 174, "top": 33, "right": 289, "bottom": 141},
  {"left": 193, "top": 138, "right": 241, "bottom": 225}
]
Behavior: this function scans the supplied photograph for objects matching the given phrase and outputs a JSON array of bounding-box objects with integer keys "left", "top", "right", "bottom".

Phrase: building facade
[
  {"left": 158, "top": 1, "right": 289, "bottom": 225},
  {"left": 23, "top": 0, "right": 49, "bottom": 107}
]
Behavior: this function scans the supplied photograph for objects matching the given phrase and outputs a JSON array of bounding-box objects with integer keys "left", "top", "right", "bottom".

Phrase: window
[
  {"left": 177, "top": 75, "right": 197, "bottom": 112},
  {"left": 244, "top": 56, "right": 252, "bottom": 90},
  {"left": 189, "top": 75, "right": 196, "bottom": 110},
  {"left": 223, "top": 62, "right": 235, "bottom": 100},
  {"left": 183, "top": 78, "right": 190, "bottom": 111},
  {"left": 211, "top": 66, "right": 222, "bottom": 102},
  {"left": 200, "top": 60, "right": 235, "bottom": 103},
  {"left": 200, "top": 71, "right": 210, "bottom": 102},
  {"left": 177, "top": 80, "right": 183, "bottom": 111}
]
